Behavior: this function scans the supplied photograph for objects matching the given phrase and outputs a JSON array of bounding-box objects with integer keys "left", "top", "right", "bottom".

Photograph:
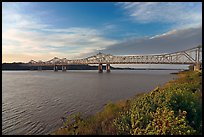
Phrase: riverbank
[{"left": 52, "top": 70, "right": 202, "bottom": 135}]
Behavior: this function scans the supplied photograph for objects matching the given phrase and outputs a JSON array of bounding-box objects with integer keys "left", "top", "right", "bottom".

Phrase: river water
[{"left": 2, "top": 70, "right": 178, "bottom": 135}]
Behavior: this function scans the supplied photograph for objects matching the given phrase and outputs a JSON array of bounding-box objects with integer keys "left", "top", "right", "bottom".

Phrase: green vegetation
[{"left": 52, "top": 70, "right": 202, "bottom": 135}]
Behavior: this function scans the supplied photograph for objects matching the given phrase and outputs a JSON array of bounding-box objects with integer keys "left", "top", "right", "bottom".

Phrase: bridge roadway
[{"left": 28, "top": 45, "right": 202, "bottom": 72}]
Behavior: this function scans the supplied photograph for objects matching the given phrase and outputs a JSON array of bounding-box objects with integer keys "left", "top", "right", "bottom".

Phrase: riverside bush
[{"left": 52, "top": 70, "right": 202, "bottom": 135}]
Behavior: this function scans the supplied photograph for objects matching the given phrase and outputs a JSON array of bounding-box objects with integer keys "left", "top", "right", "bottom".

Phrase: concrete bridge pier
[
  {"left": 54, "top": 65, "right": 58, "bottom": 71},
  {"left": 62, "top": 65, "right": 67, "bottom": 71},
  {"left": 106, "top": 64, "right": 110, "bottom": 72},
  {"left": 98, "top": 63, "right": 103, "bottom": 73},
  {"left": 37, "top": 66, "right": 42, "bottom": 71},
  {"left": 194, "top": 63, "right": 201, "bottom": 71}
]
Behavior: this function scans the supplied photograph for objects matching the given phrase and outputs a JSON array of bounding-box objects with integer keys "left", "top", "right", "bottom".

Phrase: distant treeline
[
  {"left": 2, "top": 63, "right": 101, "bottom": 70},
  {"left": 1, "top": 63, "right": 121, "bottom": 70},
  {"left": 2, "top": 63, "right": 183, "bottom": 71}
]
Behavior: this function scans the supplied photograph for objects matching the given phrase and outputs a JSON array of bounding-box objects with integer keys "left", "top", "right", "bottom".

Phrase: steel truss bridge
[{"left": 28, "top": 45, "right": 202, "bottom": 72}]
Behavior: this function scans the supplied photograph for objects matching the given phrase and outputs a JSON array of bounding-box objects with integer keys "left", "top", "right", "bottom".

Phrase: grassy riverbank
[{"left": 52, "top": 70, "right": 202, "bottom": 135}]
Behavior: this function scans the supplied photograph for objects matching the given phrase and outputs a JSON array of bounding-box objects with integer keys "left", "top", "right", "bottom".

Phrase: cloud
[
  {"left": 149, "top": 29, "right": 178, "bottom": 39},
  {"left": 2, "top": 26, "right": 118, "bottom": 62},
  {"left": 2, "top": 2, "right": 202, "bottom": 64},
  {"left": 100, "top": 26, "right": 202, "bottom": 55},
  {"left": 2, "top": 3, "right": 118, "bottom": 62},
  {"left": 3, "top": 27, "right": 118, "bottom": 52},
  {"left": 103, "top": 23, "right": 118, "bottom": 30},
  {"left": 117, "top": 2, "right": 202, "bottom": 28}
]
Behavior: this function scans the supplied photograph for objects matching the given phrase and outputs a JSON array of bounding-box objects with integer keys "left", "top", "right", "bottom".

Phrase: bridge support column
[
  {"left": 62, "top": 65, "right": 67, "bottom": 71},
  {"left": 98, "top": 63, "right": 103, "bottom": 73},
  {"left": 38, "top": 66, "right": 42, "bottom": 71},
  {"left": 54, "top": 65, "right": 58, "bottom": 72},
  {"left": 194, "top": 63, "right": 201, "bottom": 71},
  {"left": 106, "top": 64, "right": 110, "bottom": 73}
]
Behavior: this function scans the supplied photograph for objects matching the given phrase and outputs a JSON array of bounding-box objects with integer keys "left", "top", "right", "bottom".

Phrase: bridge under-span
[{"left": 28, "top": 45, "right": 202, "bottom": 72}]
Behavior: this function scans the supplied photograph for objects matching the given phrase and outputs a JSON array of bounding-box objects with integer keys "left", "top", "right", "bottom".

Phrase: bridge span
[{"left": 28, "top": 45, "right": 202, "bottom": 72}]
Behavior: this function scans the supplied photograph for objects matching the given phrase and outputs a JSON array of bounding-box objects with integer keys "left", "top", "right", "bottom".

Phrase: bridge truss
[{"left": 28, "top": 45, "right": 202, "bottom": 66}]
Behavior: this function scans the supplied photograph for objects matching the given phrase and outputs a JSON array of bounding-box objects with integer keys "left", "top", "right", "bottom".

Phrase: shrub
[
  {"left": 52, "top": 70, "right": 202, "bottom": 135},
  {"left": 131, "top": 107, "right": 196, "bottom": 135}
]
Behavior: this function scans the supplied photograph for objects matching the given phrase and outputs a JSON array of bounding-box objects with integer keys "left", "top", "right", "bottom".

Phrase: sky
[{"left": 2, "top": 2, "right": 202, "bottom": 69}]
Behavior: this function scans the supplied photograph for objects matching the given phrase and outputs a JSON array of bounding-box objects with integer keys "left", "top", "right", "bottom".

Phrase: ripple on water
[{"left": 2, "top": 70, "right": 178, "bottom": 135}]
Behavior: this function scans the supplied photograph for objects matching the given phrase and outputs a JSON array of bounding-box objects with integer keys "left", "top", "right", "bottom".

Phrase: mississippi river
[{"left": 2, "top": 70, "right": 178, "bottom": 135}]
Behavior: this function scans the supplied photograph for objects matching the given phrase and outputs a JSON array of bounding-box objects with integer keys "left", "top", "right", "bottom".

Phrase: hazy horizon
[{"left": 2, "top": 2, "right": 202, "bottom": 69}]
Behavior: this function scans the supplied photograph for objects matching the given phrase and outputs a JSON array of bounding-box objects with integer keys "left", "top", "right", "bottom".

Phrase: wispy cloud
[
  {"left": 2, "top": 2, "right": 202, "bottom": 63},
  {"left": 103, "top": 23, "right": 118, "bottom": 30},
  {"left": 117, "top": 2, "right": 202, "bottom": 28},
  {"left": 2, "top": 3, "right": 118, "bottom": 62}
]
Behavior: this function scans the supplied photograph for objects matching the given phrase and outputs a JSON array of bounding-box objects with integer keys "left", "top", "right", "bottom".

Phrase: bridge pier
[
  {"left": 62, "top": 65, "right": 67, "bottom": 71},
  {"left": 54, "top": 65, "right": 58, "bottom": 72},
  {"left": 194, "top": 63, "right": 201, "bottom": 71},
  {"left": 106, "top": 64, "right": 110, "bottom": 72},
  {"left": 98, "top": 63, "right": 103, "bottom": 73},
  {"left": 37, "top": 66, "right": 42, "bottom": 71}
]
